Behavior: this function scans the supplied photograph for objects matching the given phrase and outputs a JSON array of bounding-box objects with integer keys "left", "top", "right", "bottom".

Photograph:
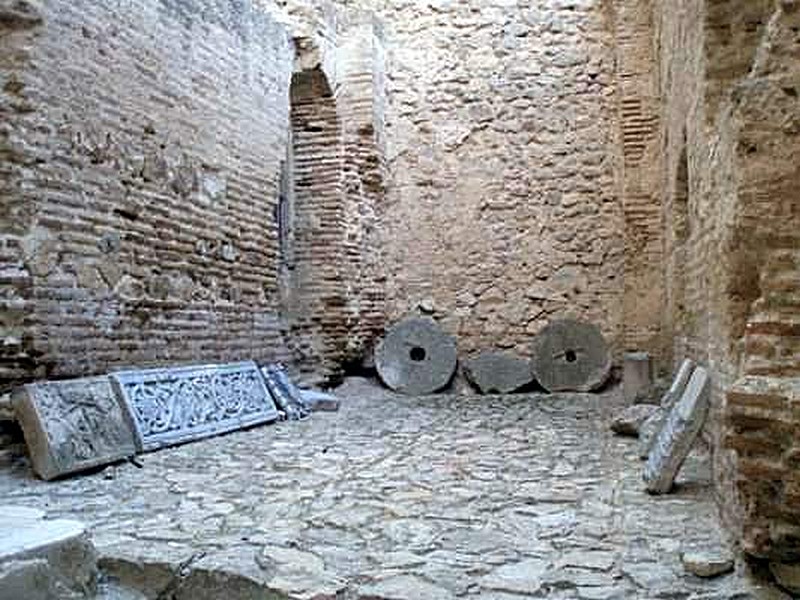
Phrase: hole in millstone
[
  {"left": 565, "top": 350, "right": 577, "bottom": 363},
  {"left": 410, "top": 347, "right": 427, "bottom": 362}
]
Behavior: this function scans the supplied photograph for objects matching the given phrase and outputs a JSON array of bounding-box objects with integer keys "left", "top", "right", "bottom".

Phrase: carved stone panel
[
  {"left": 643, "top": 367, "right": 711, "bottom": 494},
  {"left": 111, "top": 362, "right": 279, "bottom": 452},
  {"left": 12, "top": 377, "right": 137, "bottom": 480}
]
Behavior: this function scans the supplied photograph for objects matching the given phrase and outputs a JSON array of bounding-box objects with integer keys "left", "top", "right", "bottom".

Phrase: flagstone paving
[{"left": 0, "top": 378, "right": 789, "bottom": 599}]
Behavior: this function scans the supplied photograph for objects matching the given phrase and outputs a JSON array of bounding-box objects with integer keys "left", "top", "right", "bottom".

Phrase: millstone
[
  {"left": 463, "top": 351, "right": 534, "bottom": 394},
  {"left": 375, "top": 317, "right": 457, "bottom": 395},
  {"left": 531, "top": 319, "right": 611, "bottom": 392}
]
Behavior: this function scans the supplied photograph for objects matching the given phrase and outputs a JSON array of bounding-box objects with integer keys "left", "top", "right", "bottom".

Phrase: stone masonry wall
[
  {"left": 0, "top": 0, "right": 295, "bottom": 390},
  {"left": 658, "top": 0, "right": 800, "bottom": 562},
  {"left": 317, "top": 0, "right": 626, "bottom": 361}
]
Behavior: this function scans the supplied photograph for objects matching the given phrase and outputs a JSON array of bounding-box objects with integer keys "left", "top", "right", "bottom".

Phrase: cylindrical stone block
[
  {"left": 375, "top": 317, "right": 458, "bottom": 395},
  {"left": 624, "top": 351, "right": 653, "bottom": 402},
  {"left": 531, "top": 319, "right": 611, "bottom": 393}
]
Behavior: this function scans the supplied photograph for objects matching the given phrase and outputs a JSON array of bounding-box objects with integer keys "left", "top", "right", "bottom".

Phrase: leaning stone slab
[
  {"left": 12, "top": 376, "right": 137, "bottom": 480},
  {"left": 111, "top": 361, "right": 280, "bottom": 452},
  {"left": 638, "top": 359, "right": 695, "bottom": 459},
  {"left": 463, "top": 351, "right": 534, "bottom": 394},
  {"left": 531, "top": 319, "right": 611, "bottom": 393},
  {"left": 644, "top": 366, "right": 711, "bottom": 494},
  {"left": 375, "top": 317, "right": 458, "bottom": 395},
  {"left": 660, "top": 358, "right": 695, "bottom": 409},
  {"left": 0, "top": 506, "right": 97, "bottom": 597}
]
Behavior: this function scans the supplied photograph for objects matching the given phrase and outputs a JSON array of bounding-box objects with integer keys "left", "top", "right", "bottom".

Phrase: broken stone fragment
[
  {"left": 531, "top": 319, "right": 611, "bottom": 393},
  {"left": 375, "top": 317, "right": 458, "bottom": 395},
  {"left": 462, "top": 351, "right": 534, "bottom": 394},
  {"left": 610, "top": 404, "right": 659, "bottom": 437},
  {"left": 680, "top": 549, "right": 735, "bottom": 578},
  {"left": 299, "top": 389, "right": 340, "bottom": 412},
  {"left": 0, "top": 507, "right": 97, "bottom": 598}
]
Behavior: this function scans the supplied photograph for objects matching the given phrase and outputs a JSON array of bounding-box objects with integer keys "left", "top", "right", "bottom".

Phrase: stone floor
[{"left": 0, "top": 378, "right": 790, "bottom": 599}]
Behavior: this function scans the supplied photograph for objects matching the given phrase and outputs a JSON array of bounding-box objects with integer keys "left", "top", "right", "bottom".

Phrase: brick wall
[{"left": 657, "top": 0, "right": 800, "bottom": 562}]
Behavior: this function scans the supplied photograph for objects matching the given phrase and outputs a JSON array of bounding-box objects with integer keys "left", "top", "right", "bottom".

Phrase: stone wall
[
  {"left": 324, "top": 0, "right": 628, "bottom": 361},
  {"left": 0, "top": 0, "right": 387, "bottom": 389},
  {"left": 657, "top": 0, "right": 800, "bottom": 562}
]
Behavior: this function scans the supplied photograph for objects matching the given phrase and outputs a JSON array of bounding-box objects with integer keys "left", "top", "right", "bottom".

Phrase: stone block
[
  {"left": 623, "top": 352, "right": 652, "bottom": 402},
  {"left": 643, "top": 367, "right": 711, "bottom": 494},
  {"left": 111, "top": 361, "right": 280, "bottom": 452},
  {"left": 12, "top": 377, "right": 137, "bottom": 480},
  {"left": 463, "top": 351, "right": 535, "bottom": 394},
  {"left": 531, "top": 319, "right": 611, "bottom": 393},
  {"left": 0, "top": 506, "right": 97, "bottom": 597},
  {"left": 637, "top": 407, "right": 667, "bottom": 459},
  {"left": 375, "top": 317, "right": 458, "bottom": 395}
]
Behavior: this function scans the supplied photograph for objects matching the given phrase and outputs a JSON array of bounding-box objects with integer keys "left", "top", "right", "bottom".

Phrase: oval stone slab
[
  {"left": 375, "top": 317, "right": 457, "bottom": 395},
  {"left": 531, "top": 319, "right": 611, "bottom": 393},
  {"left": 463, "top": 351, "right": 534, "bottom": 394}
]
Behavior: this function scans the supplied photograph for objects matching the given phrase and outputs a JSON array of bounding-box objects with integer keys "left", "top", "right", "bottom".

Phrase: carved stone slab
[
  {"left": 644, "top": 366, "right": 710, "bottom": 494},
  {"left": 638, "top": 358, "right": 696, "bottom": 459},
  {"left": 111, "top": 362, "right": 279, "bottom": 452},
  {"left": 12, "top": 377, "right": 136, "bottom": 480}
]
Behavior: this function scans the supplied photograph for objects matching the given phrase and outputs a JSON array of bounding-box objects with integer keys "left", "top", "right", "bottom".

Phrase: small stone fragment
[
  {"left": 299, "top": 389, "right": 341, "bottom": 412},
  {"left": 610, "top": 404, "right": 659, "bottom": 437},
  {"left": 771, "top": 562, "right": 800, "bottom": 595},
  {"left": 462, "top": 351, "right": 534, "bottom": 394},
  {"left": 375, "top": 317, "right": 458, "bottom": 395},
  {"left": 681, "top": 550, "right": 735, "bottom": 578},
  {"left": 531, "top": 319, "right": 611, "bottom": 393}
]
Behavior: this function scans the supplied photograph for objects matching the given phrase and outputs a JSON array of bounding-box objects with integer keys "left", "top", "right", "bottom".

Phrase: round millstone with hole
[
  {"left": 531, "top": 319, "right": 611, "bottom": 393},
  {"left": 375, "top": 317, "right": 458, "bottom": 395}
]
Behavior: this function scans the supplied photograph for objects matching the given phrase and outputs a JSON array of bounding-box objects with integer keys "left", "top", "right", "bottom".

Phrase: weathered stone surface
[
  {"left": 0, "top": 0, "right": 43, "bottom": 28},
  {"left": 299, "top": 389, "right": 341, "bottom": 412},
  {"left": 0, "top": 380, "right": 785, "bottom": 599},
  {"left": 644, "top": 367, "right": 711, "bottom": 494},
  {"left": 610, "top": 404, "right": 659, "bottom": 437},
  {"left": 462, "top": 351, "right": 534, "bottom": 394},
  {"left": 638, "top": 407, "right": 667, "bottom": 459},
  {"left": 375, "top": 317, "right": 458, "bottom": 395},
  {"left": 0, "top": 394, "right": 14, "bottom": 422},
  {"left": 0, "top": 507, "right": 96, "bottom": 596},
  {"left": 680, "top": 549, "right": 734, "bottom": 578},
  {"left": 771, "top": 562, "right": 800, "bottom": 595},
  {"left": 659, "top": 359, "right": 695, "bottom": 409},
  {"left": 12, "top": 377, "right": 137, "bottom": 480},
  {"left": 637, "top": 360, "right": 695, "bottom": 459},
  {"left": 261, "top": 364, "right": 310, "bottom": 421},
  {"left": 531, "top": 319, "right": 611, "bottom": 393},
  {"left": 623, "top": 352, "right": 652, "bottom": 402},
  {"left": 112, "top": 362, "right": 279, "bottom": 452}
]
